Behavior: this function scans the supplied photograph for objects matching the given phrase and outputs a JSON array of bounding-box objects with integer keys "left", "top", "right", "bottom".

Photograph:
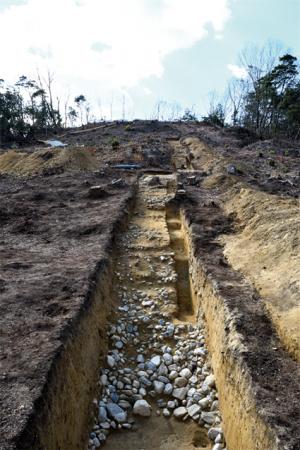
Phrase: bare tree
[
  {"left": 239, "top": 40, "right": 285, "bottom": 87},
  {"left": 164, "top": 102, "right": 183, "bottom": 121},
  {"left": 97, "top": 98, "right": 104, "bottom": 121},
  {"left": 122, "top": 94, "right": 126, "bottom": 121},
  {"left": 85, "top": 101, "right": 91, "bottom": 124},
  {"left": 74, "top": 94, "right": 86, "bottom": 126},
  {"left": 207, "top": 91, "right": 229, "bottom": 119},
  {"left": 110, "top": 93, "right": 114, "bottom": 121},
  {"left": 227, "top": 78, "right": 249, "bottom": 125},
  {"left": 237, "top": 41, "right": 286, "bottom": 133},
  {"left": 63, "top": 93, "right": 70, "bottom": 128},
  {"left": 36, "top": 69, "right": 61, "bottom": 129}
]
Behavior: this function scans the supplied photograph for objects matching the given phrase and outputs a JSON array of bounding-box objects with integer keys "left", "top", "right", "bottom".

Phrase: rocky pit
[{"left": 1, "top": 122, "right": 300, "bottom": 450}]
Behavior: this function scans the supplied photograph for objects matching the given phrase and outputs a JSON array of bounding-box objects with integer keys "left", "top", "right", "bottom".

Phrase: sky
[{"left": 0, "top": 0, "right": 299, "bottom": 120}]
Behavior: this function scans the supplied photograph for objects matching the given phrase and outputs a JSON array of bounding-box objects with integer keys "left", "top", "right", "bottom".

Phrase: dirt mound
[
  {"left": 221, "top": 187, "right": 300, "bottom": 361},
  {"left": 0, "top": 147, "right": 98, "bottom": 175}
]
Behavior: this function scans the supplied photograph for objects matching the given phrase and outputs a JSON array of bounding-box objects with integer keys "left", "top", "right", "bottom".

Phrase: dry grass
[{"left": 0, "top": 147, "right": 98, "bottom": 175}]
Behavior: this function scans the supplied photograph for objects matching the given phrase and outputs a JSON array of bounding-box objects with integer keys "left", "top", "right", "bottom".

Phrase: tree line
[
  {"left": 206, "top": 44, "right": 300, "bottom": 139},
  {"left": 1, "top": 43, "right": 299, "bottom": 145},
  {"left": 0, "top": 72, "right": 89, "bottom": 145}
]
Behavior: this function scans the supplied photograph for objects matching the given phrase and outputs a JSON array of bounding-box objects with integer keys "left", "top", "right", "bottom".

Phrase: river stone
[
  {"left": 139, "top": 387, "right": 147, "bottom": 396},
  {"left": 187, "top": 388, "right": 196, "bottom": 397},
  {"left": 211, "top": 400, "right": 219, "bottom": 411},
  {"left": 118, "top": 400, "right": 131, "bottom": 410},
  {"left": 212, "top": 445, "right": 223, "bottom": 450},
  {"left": 164, "top": 383, "right": 173, "bottom": 395},
  {"left": 169, "top": 370, "right": 178, "bottom": 380},
  {"left": 189, "top": 375, "right": 198, "bottom": 384},
  {"left": 167, "top": 400, "right": 176, "bottom": 409},
  {"left": 106, "top": 403, "right": 127, "bottom": 423},
  {"left": 201, "top": 411, "right": 216, "bottom": 425},
  {"left": 174, "top": 377, "right": 188, "bottom": 388},
  {"left": 98, "top": 432, "right": 106, "bottom": 442},
  {"left": 145, "top": 361, "right": 157, "bottom": 371},
  {"left": 140, "top": 376, "right": 152, "bottom": 386},
  {"left": 100, "top": 374, "right": 108, "bottom": 386},
  {"left": 151, "top": 355, "right": 161, "bottom": 367},
  {"left": 180, "top": 368, "right": 192, "bottom": 379},
  {"left": 111, "top": 392, "right": 119, "bottom": 403},
  {"left": 187, "top": 404, "right": 201, "bottom": 418},
  {"left": 194, "top": 347, "right": 205, "bottom": 356},
  {"left": 115, "top": 340, "right": 123, "bottom": 349},
  {"left": 163, "top": 353, "right": 173, "bottom": 365},
  {"left": 117, "top": 381, "right": 124, "bottom": 390},
  {"left": 204, "top": 374, "right": 215, "bottom": 388},
  {"left": 158, "top": 363, "right": 168, "bottom": 376},
  {"left": 137, "top": 370, "right": 148, "bottom": 377},
  {"left": 137, "top": 354, "right": 145, "bottom": 363},
  {"left": 98, "top": 406, "right": 107, "bottom": 422},
  {"left": 208, "top": 428, "right": 223, "bottom": 441},
  {"left": 166, "top": 324, "right": 175, "bottom": 336},
  {"left": 153, "top": 380, "right": 165, "bottom": 394},
  {"left": 163, "top": 408, "right": 171, "bottom": 417},
  {"left": 133, "top": 399, "right": 151, "bottom": 416},
  {"left": 157, "top": 375, "right": 169, "bottom": 383},
  {"left": 107, "top": 355, "right": 115, "bottom": 368},
  {"left": 126, "top": 324, "right": 134, "bottom": 333},
  {"left": 199, "top": 397, "right": 210, "bottom": 409},
  {"left": 93, "top": 437, "right": 101, "bottom": 448},
  {"left": 216, "top": 434, "right": 223, "bottom": 444},
  {"left": 172, "top": 387, "right": 188, "bottom": 400},
  {"left": 173, "top": 406, "right": 187, "bottom": 419}
]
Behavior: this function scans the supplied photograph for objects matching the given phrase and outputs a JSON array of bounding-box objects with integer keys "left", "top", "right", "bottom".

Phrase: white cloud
[
  {"left": 227, "top": 64, "right": 248, "bottom": 79},
  {"left": 0, "top": 0, "right": 231, "bottom": 117},
  {"left": 143, "top": 87, "right": 153, "bottom": 96}
]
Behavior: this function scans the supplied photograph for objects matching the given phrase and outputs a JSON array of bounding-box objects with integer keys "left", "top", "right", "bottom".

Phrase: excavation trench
[{"left": 87, "top": 174, "right": 222, "bottom": 450}]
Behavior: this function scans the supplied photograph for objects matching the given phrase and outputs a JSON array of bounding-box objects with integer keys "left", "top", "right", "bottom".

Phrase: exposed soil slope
[{"left": 221, "top": 187, "right": 300, "bottom": 361}]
